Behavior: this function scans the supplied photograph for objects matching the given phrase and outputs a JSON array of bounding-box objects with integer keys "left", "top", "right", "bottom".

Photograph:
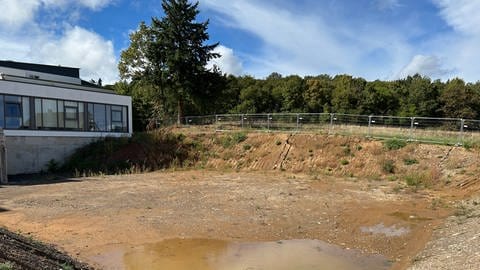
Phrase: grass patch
[
  {"left": 383, "top": 138, "right": 407, "bottom": 150},
  {"left": 382, "top": 159, "right": 395, "bottom": 174},
  {"left": 403, "top": 157, "right": 419, "bottom": 165},
  {"left": 63, "top": 130, "right": 199, "bottom": 175},
  {"left": 340, "top": 159, "right": 349, "bottom": 165},
  {"left": 0, "top": 262, "right": 13, "bottom": 270}
]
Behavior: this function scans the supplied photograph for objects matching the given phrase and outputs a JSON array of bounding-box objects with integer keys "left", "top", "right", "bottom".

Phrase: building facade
[{"left": 0, "top": 61, "right": 132, "bottom": 175}]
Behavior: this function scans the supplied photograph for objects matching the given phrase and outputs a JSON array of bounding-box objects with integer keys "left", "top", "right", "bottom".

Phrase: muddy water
[{"left": 96, "top": 239, "right": 390, "bottom": 270}]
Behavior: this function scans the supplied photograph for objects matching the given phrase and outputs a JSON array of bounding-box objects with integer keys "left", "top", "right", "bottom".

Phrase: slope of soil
[
  {"left": 1, "top": 130, "right": 479, "bottom": 269},
  {"left": 0, "top": 227, "right": 92, "bottom": 269}
]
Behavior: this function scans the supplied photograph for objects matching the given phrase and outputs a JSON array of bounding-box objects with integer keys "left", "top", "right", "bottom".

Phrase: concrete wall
[{"left": 6, "top": 136, "right": 97, "bottom": 175}]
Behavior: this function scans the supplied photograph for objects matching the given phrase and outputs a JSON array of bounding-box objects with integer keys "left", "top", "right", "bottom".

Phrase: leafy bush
[
  {"left": 340, "top": 159, "right": 349, "bottom": 165},
  {"left": 405, "top": 173, "right": 423, "bottom": 187},
  {"left": 62, "top": 130, "right": 198, "bottom": 175},
  {"left": 382, "top": 159, "right": 395, "bottom": 173},
  {"left": 219, "top": 132, "right": 248, "bottom": 148},
  {"left": 403, "top": 158, "right": 419, "bottom": 165},
  {"left": 383, "top": 138, "right": 407, "bottom": 150},
  {"left": 0, "top": 262, "right": 13, "bottom": 270}
]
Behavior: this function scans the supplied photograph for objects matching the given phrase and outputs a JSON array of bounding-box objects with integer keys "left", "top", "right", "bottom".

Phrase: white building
[{"left": 0, "top": 60, "right": 132, "bottom": 175}]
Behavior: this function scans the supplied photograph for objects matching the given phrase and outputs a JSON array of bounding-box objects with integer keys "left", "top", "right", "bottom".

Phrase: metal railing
[{"left": 179, "top": 113, "right": 480, "bottom": 146}]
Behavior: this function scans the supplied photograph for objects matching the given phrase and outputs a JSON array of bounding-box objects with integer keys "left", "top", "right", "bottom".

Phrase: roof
[{"left": 0, "top": 60, "right": 80, "bottom": 78}]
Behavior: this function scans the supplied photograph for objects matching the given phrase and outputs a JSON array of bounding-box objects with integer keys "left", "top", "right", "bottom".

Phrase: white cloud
[
  {"left": 208, "top": 45, "right": 243, "bottom": 75},
  {"left": 202, "top": 0, "right": 412, "bottom": 79},
  {"left": 426, "top": 1, "right": 480, "bottom": 82},
  {"left": 0, "top": 0, "right": 118, "bottom": 83},
  {"left": 0, "top": 0, "right": 40, "bottom": 29},
  {"left": 397, "top": 55, "right": 451, "bottom": 78},
  {"left": 433, "top": 0, "right": 480, "bottom": 35},
  {"left": 33, "top": 26, "right": 117, "bottom": 83}
]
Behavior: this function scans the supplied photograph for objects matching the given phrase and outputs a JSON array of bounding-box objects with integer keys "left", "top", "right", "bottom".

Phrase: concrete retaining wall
[{"left": 5, "top": 136, "right": 97, "bottom": 175}]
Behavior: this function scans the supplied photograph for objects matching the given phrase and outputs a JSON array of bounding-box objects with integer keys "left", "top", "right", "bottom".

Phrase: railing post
[
  {"left": 267, "top": 114, "right": 270, "bottom": 131},
  {"left": 459, "top": 119, "right": 465, "bottom": 146},
  {"left": 409, "top": 117, "right": 415, "bottom": 141},
  {"left": 329, "top": 113, "right": 335, "bottom": 134},
  {"left": 368, "top": 115, "right": 372, "bottom": 137},
  {"left": 296, "top": 113, "right": 300, "bottom": 130}
]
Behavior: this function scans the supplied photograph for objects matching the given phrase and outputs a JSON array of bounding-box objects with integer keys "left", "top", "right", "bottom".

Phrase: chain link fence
[{"left": 177, "top": 113, "right": 480, "bottom": 146}]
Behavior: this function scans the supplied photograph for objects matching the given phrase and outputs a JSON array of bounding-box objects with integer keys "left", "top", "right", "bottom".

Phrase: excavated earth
[{"left": 0, "top": 131, "right": 479, "bottom": 269}]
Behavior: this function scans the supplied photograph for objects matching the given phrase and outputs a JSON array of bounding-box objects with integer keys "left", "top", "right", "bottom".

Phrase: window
[
  {"left": 64, "top": 101, "right": 79, "bottom": 129},
  {"left": 42, "top": 99, "right": 58, "bottom": 128},
  {"left": 22, "top": 97, "right": 30, "bottom": 128},
  {"left": 1, "top": 95, "right": 128, "bottom": 133},
  {"left": 93, "top": 104, "right": 106, "bottom": 131},
  {"left": 5, "top": 96, "right": 22, "bottom": 129},
  {"left": 0, "top": 96, "right": 4, "bottom": 128},
  {"left": 111, "top": 106, "right": 123, "bottom": 132}
]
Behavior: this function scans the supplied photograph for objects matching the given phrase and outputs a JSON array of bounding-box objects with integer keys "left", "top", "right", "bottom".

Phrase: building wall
[{"left": 6, "top": 135, "right": 98, "bottom": 175}]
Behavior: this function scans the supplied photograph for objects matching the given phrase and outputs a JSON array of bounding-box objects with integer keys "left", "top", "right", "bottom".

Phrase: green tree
[
  {"left": 362, "top": 80, "right": 398, "bottom": 115},
  {"left": 440, "top": 78, "right": 480, "bottom": 119},
  {"left": 119, "top": 0, "right": 219, "bottom": 124},
  {"left": 303, "top": 75, "right": 333, "bottom": 113}
]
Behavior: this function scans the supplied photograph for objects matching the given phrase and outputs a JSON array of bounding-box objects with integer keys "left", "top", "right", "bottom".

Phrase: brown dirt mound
[{"left": 0, "top": 227, "right": 92, "bottom": 269}]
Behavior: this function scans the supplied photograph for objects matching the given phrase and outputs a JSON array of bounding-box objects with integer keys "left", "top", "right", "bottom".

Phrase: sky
[{"left": 0, "top": 0, "right": 479, "bottom": 84}]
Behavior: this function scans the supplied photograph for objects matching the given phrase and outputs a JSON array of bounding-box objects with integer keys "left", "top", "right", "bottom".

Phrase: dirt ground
[{"left": 0, "top": 170, "right": 462, "bottom": 269}]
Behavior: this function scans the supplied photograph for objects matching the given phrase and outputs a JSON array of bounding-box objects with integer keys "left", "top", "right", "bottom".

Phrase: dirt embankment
[
  {"left": 1, "top": 130, "right": 479, "bottom": 269},
  {"left": 0, "top": 227, "right": 92, "bottom": 269}
]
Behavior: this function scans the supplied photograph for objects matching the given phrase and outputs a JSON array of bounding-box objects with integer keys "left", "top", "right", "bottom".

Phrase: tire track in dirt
[{"left": 273, "top": 133, "right": 294, "bottom": 170}]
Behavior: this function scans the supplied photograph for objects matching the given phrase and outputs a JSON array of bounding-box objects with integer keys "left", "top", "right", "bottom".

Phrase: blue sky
[{"left": 0, "top": 0, "right": 479, "bottom": 84}]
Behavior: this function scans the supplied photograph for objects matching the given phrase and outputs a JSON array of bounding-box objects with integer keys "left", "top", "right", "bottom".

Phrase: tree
[
  {"left": 119, "top": 0, "right": 219, "bottom": 124},
  {"left": 440, "top": 78, "right": 480, "bottom": 119}
]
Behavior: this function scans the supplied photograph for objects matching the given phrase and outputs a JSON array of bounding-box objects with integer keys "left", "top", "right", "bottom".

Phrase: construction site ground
[{"left": 0, "top": 132, "right": 479, "bottom": 269}]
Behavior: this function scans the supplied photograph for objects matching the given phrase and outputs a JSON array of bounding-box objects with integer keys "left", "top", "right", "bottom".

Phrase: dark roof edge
[
  {"left": 0, "top": 74, "right": 124, "bottom": 96},
  {"left": 0, "top": 60, "right": 80, "bottom": 78}
]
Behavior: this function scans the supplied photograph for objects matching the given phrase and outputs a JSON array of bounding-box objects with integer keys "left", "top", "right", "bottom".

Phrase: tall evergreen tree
[{"left": 119, "top": 0, "right": 219, "bottom": 124}]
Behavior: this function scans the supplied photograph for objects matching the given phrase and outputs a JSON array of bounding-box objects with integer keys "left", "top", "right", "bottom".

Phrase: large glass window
[
  {"left": 93, "top": 104, "right": 106, "bottom": 131},
  {"left": 0, "top": 96, "right": 4, "bottom": 128},
  {"left": 5, "top": 96, "right": 22, "bottom": 129},
  {"left": 1, "top": 95, "right": 128, "bottom": 133},
  {"left": 22, "top": 97, "right": 30, "bottom": 128},
  {"left": 65, "top": 101, "right": 79, "bottom": 129},
  {"left": 42, "top": 99, "right": 58, "bottom": 128},
  {"left": 111, "top": 106, "right": 123, "bottom": 132}
]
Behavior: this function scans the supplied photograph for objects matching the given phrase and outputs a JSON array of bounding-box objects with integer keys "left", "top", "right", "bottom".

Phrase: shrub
[
  {"left": 382, "top": 159, "right": 395, "bottom": 173},
  {"left": 243, "top": 144, "right": 252, "bottom": 151},
  {"left": 0, "top": 262, "right": 13, "bottom": 270},
  {"left": 275, "top": 140, "right": 282, "bottom": 145},
  {"left": 403, "top": 158, "right": 419, "bottom": 165},
  {"left": 232, "top": 132, "right": 247, "bottom": 143},
  {"left": 405, "top": 173, "right": 423, "bottom": 187},
  {"left": 383, "top": 138, "right": 407, "bottom": 150},
  {"left": 340, "top": 159, "right": 349, "bottom": 165}
]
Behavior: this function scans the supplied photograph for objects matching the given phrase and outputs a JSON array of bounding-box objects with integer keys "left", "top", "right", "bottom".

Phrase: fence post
[
  {"left": 329, "top": 113, "right": 335, "bottom": 134},
  {"left": 267, "top": 114, "right": 270, "bottom": 131},
  {"left": 459, "top": 119, "right": 465, "bottom": 146},
  {"left": 241, "top": 114, "right": 244, "bottom": 129},
  {"left": 409, "top": 117, "right": 415, "bottom": 141},
  {"left": 296, "top": 114, "right": 300, "bottom": 130},
  {"left": 368, "top": 115, "right": 372, "bottom": 137}
]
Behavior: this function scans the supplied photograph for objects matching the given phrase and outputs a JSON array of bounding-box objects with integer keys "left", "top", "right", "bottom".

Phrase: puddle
[
  {"left": 94, "top": 239, "right": 391, "bottom": 270},
  {"left": 360, "top": 223, "right": 410, "bottom": 237}
]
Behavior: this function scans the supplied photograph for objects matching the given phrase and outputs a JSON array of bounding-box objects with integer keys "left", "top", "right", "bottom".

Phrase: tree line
[{"left": 113, "top": 0, "right": 480, "bottom": 131}]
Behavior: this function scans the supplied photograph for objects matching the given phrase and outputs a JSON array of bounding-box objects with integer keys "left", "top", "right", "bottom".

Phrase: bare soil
[
  {"left": 0, "top": 226, "right": 91, "bottom": 269},
  {"left": 0, "top": 132, "right": 479, "bottom": 269}
]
